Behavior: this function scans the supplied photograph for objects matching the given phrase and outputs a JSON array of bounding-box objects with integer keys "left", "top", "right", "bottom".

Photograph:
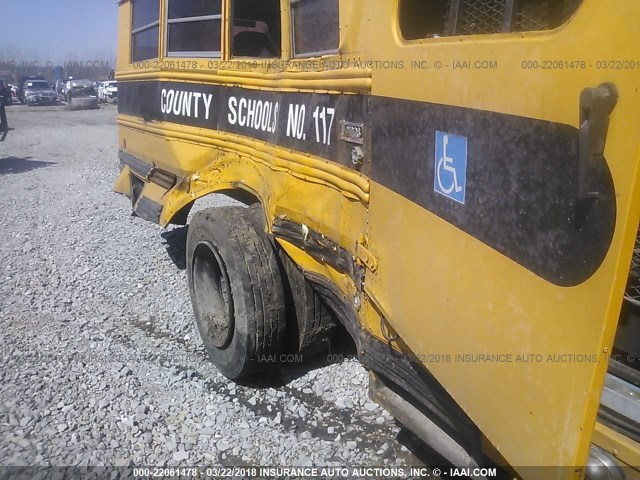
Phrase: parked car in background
[
  {"left": 98, "top": 81, "right": 117, "bottom": 103},
  {"left": 64, "top": 78, "right": 98, "bottom": 110},
  {"left": 0, "top": 79, "right": 11, "bottom": 106},
  {"left": 17, "top": 76, "right": 47, "bottom": 104},
  {"left": 65, "top": 79, "right": 97, "bottom": 102},
  {"left": 23, "top": 79, "right": 57, "bottom": 106}
]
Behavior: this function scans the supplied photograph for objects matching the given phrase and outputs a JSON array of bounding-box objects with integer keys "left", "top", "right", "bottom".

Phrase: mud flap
[{"left": 113, "top": 165, "right": 165, "bottom": 224}]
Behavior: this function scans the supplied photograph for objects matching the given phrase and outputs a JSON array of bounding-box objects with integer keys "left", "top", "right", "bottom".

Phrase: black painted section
[
  {"left": 118, "top": 81, "right": 369, "bottom": 172},
  {"left": 369, "top": 97, "right": 616, "bottom": 286},
  {"left": 118, "top": 81, "right": 617, "bottom": 286},
  {"left": 272, "top": 217, "right": 356, "bottom": 277},
  {"left": 119, "top": 149, "right": 153, "bottom": 177},
  {"left": 134, "top": 196, "right": 162, "bottom": 224}
]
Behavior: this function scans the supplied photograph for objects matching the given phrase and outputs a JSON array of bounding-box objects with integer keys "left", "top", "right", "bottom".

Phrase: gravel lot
[{"left": 0, "top": 105, "right": 431, "bottom": 469}]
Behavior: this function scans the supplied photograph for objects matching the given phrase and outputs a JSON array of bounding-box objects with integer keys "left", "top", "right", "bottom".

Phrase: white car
[{"left": 98, "top": 81, "right": 118, "bottom": 103}]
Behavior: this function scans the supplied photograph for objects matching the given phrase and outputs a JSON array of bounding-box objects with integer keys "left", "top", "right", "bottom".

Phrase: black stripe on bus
[
  {"left": 118, "top": 81, "right": 368, "bottom": 172},
  {"left": 118, "top": 81, "right": 616, "bottom": 287},
  {"left": 369, "top": 96, "right": 616, "bottom": 287}
]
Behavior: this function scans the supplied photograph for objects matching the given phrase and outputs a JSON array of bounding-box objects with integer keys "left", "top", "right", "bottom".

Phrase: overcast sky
[{"left": 1, "top": 0, "right": 118, "bottom": 64}]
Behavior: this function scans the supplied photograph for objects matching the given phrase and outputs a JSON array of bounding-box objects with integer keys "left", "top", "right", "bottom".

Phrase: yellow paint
[
  {"left": 115, "top": 0, "right": 640, "bottom": 477},
  {"left": 114, "top": 165, "right": 132, "bottom": 195},
  {"left": 117, "top": 115, "right": 370, "bottom": 204},
  {"left": 592, "top": 422, "right": 640, "bottom": 477},
  {"left": 116, "top": 70, "right": 372, "bottom": 94}
]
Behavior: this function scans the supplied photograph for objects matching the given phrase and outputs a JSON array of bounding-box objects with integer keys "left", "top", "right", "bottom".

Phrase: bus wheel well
[
  {"left": 216, "top": 188, "right": 262, "bottom": 207},
  {"left": 168, "top": 188, "right": 262, "bottom": 226}
]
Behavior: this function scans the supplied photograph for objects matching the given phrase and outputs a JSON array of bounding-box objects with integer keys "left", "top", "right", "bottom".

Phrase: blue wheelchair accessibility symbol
[{"left": 434, "top": 131, "right": 467, "bottom": 204}]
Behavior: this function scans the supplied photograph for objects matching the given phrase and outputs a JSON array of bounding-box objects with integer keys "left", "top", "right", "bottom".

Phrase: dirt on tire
[{"left": 187, "top": 206, "right": 287, "bottom": 379}]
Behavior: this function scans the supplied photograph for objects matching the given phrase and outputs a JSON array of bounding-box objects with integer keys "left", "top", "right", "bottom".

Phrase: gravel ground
[{"left": 0, "top": 105, "right": 432, "bottom": 469}]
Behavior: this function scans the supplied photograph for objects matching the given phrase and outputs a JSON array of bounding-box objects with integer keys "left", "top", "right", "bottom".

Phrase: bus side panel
[{"left": 363, "top": 0, "right": 640, "bottom": 476}]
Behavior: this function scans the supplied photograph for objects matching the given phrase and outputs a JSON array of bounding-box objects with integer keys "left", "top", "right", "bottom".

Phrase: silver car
[{"left": 24, "top": 80, "right": 57, "bottom": 106}]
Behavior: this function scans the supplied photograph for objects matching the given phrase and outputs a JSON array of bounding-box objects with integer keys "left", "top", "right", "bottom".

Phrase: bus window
[
  {"left": 166, "top": 0, "right": 222, "bottom": 57},
  {"left": 511, "top": 0, "right": 583, "bottom": 32},
  {"left": 231, "top": 0, "right": 281, "bottom": 58},
  {"left": 131, "top": 0, "right": 160, "bottom": 62},
  {"left": 399, "top": 0, "right": 583, "bottom": 38},
  {"left": 398, "top": 0, "right": 449, "bottom": 39},
  {"left": 290, "top": 0, "right": 339, "bottom": 57}
]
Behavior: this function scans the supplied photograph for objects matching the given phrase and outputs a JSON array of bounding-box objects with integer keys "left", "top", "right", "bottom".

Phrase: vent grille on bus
[
  {"left": 515, "top": 0, "right": 552, "bottom": 31},
  {"left": 400, "top": 0, "right": 582, "bottom": 40},
  {"left": 441, "top": 0, "right": 581, "bottom": 36},
  {"left": 458, "top": 0, "right": 506, "bottom": 35},
  {"left": 625, "top": 227, "right": 640, "bottom": 307}
]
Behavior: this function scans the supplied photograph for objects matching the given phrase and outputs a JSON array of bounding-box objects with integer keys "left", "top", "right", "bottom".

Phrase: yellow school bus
[{"left": 114, "top": 0, "right": 640, "bottom": 477}]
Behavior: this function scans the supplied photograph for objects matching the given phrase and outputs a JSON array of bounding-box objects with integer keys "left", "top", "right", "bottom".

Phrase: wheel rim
[{"left": 192, "top": 241, "right": 234, "bottom": 349}]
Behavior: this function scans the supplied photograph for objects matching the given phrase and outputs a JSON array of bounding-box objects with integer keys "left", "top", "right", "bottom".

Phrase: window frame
[
  {"left": 290, "top": 0, "right": 340, "bottom": 59},
  {"left": 130, "top": 0, "right": 160, "bottom": 63},
  {"left": 397, "top": 0, "right": 584, "bottom": 40},
  {"left": 229, "top": 0, "right": 283, "bottom": 59},
  {"left": 164, "top": 0, "right": 223, "bottom": 58}
]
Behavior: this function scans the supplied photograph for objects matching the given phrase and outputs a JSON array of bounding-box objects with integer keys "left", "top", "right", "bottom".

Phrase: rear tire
[
  {"left": 187, "top": 207, "right": 286, "bottom": 379},
  {"left": 246, "top": 205, "right": 337, "bottom": 356},
  {"left": 277, "top": 248, "right": 337, "bottom": 356}
]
